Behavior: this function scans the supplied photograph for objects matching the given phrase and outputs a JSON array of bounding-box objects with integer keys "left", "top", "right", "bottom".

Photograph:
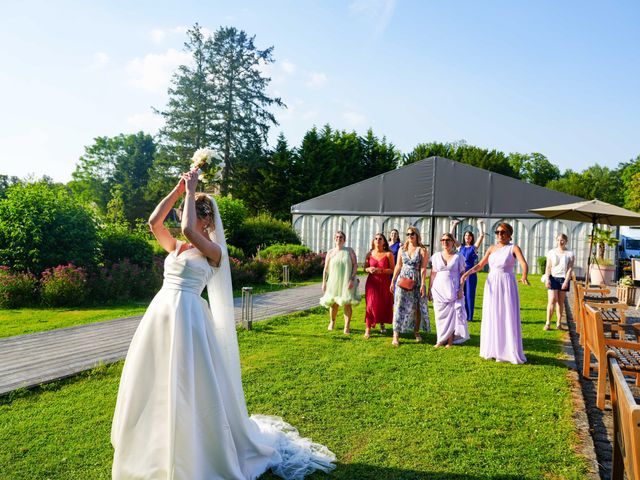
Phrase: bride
[{"left": 111, "top": 170, "right": 336, "bottom": 479}]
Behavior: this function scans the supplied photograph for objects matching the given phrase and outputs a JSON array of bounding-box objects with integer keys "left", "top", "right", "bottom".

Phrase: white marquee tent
[{"left": 291, "top": 157, "right": 602, "bottom": 275}]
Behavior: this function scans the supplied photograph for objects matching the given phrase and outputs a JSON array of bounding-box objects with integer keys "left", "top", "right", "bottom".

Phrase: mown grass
[
  {"left": 0, "top": 277, "right": 322, "bottom": 339},
  {"left": 0, "top": 274, "right": 589, "bottom": 479}
]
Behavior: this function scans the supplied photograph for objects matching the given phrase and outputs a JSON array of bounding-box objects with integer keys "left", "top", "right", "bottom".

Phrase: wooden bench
[
  {"left": 582, "top": 303, "right": 640, "bottom": 410},
  {"left": 607, "top": 354, "right": 640, "bottom": 480}
]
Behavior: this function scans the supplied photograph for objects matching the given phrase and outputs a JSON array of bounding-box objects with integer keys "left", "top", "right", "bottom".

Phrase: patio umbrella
[{"left": 529, "top": 199, "right": 640, "bottom": 282}]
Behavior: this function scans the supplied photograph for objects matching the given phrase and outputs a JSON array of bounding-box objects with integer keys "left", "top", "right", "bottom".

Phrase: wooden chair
[
  {"left": 582, "top": 303, "right": 640, "bottom": 410},
  {"left": 574, "top": 282, "right": 613, "bottom": 343},
  {"left": 607, "top": 354, "right": 640, "bottom": 480}
]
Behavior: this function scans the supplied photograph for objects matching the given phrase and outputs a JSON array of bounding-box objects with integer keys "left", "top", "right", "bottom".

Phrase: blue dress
[
  {"left": 459, "top": 245, "right": 478, "bottom": 321},
  {"left": 389, "top": 241, "right": 401, "bottom": 265}
]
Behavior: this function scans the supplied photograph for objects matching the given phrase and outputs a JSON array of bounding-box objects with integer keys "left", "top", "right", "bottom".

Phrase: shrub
[
  {"left": 0, "top": 181, "right": 98, "bottom": 272},
  {"left": 40, "top": 264, "right": 87, "bottom": 307},
  {"left": 231, "top": 214, "right": 300, "bottom": 256},
  {"left": 536, "top": 256, "right": 547, "bottom": 274},
  {"left": 99, "top": 223, "right": 154, "bottom": 267},
  {"left": 0, "top": 266, "right": 38, "bottom": 308},
  {"left": 86, "top": 258, "right": 162, "bottom": 303},
  {"left": 257, "top": 243, "right": 312, "bottom": 259},
  {"left": 265, "top": 253, "right": 325, "bottom": 283},
  {"left": 230, "top": 258, "right": 268, "bottom": 287},
  {"left": 227, "top": 245, "right": 246, "bottom": 260},
  {"left": 215, "top": 196, "right": 249, "bottom": 241}
]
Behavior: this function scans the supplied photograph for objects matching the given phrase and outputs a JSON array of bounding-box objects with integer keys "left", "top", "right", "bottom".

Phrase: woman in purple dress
[
  {"left": 460, "top": 222, "right": 530, "bottom": 364},
  {"left": 428, "top": 233, "right": 469, "bottom": 348},
  {"left": 450, "top": 220, "right": 485, "bottom": 322}
]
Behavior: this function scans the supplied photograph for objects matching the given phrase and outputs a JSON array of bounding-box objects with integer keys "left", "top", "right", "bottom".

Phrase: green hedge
[
  {"left": 230, "top": 214, "right": 300, "bottom": 257},
  {"left": 257, "top": 243, "right": 312, "bottom": 259}
]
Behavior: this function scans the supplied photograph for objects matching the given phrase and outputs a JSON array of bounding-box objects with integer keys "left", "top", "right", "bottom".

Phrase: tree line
[{"left": 2, "top": 22, "right": 640, "bottom": 224}]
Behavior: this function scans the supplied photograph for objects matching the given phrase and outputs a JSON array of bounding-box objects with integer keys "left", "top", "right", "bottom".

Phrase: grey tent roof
[{"left": 291, "top": 156, "right": 584, "bottom": 218}]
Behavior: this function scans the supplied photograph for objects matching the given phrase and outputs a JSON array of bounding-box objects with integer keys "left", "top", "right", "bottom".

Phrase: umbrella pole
[{"left": 586, "top": 221, "right": 595, "bottom": 285}]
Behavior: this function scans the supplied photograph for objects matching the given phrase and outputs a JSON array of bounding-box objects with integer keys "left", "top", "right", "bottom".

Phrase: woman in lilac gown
[
  {"left": 460, "top": 222, "right": 530, "bottom": 364},
  {"left": 428, "top": 232, "right": 469, "bottom": 348}
]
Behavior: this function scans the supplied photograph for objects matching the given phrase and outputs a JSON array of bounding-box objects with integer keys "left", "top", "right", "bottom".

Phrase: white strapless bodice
[{"left": 161, "top": 241, "right": 216, "bottom": 295}]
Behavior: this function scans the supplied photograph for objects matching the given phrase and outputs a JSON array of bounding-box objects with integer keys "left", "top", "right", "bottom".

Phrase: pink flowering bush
[
  {"left": 0, "top": 266, "right": 38, "bottom": 308},
  {"left": 265, "top": 252, "right": 325, "bottom": 283},
  {"left": 40, "top": 264, "right": 87, "bottom": 307},
  {"left": 86, "top": 258, "right": 163, "bottom": 303},
  {"left": 230, "top": 258, "right": 268, "bottom": 287}
]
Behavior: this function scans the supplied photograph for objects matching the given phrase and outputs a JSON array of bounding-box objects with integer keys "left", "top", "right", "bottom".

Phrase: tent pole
[{"left": 429, "top": 216, "right": 436, "bottom": 255}]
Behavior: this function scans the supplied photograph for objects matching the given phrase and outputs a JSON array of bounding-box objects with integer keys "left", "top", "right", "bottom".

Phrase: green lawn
[
  {"left": 0, "top": 274, "right": 589, "bottom": 479},
  {"left": 0, "top": 277, "right": 322, "bottom": 339}
]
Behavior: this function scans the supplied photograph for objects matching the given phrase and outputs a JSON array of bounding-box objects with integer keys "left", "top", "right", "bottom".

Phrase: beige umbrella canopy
[
  {"left": 530, "top": 199, "right": 640, "bottom": 281},
  {"left": 530, "top": 199, "right": 640, "bottom": 226}
]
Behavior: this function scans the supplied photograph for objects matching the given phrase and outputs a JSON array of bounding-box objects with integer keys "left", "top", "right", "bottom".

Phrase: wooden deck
[{"left": 0, "top": 280, "right": 345, "bottom": 396}]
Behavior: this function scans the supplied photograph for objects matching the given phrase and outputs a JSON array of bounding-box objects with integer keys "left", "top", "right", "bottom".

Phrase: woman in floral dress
[{"left": 390, "top": 226, "right": 430, "bottom": 346}]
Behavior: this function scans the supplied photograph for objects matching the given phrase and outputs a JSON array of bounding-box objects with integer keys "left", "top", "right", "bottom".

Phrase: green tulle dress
[{"left": 319, "top": 248, "right": 361, "bottom": 307}]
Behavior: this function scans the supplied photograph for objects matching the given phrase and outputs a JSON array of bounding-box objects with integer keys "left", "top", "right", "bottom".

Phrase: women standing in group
[
  {"left": 461, "top": 222, "right": 529, "bottom": 364},
  {"left": 450, "top": 219, "right": 485, "bottom": 321},
  {"left": 320, "top": 231, "right": 360, "bottom": 334},
  {"left": 364, "top": 233, "right": 395, "bottom": 339},
  {"left": 388, "top": 229, "right": 401, "bottom": 265},
  {"left": 544, "top": 233, "right": 574, "bottom": 330},
  {"left": 428, "top": 232, "right": 469, "bottom": 348},
  {"left": 390, "top": 226, "right": 430, "bottom": 346}
]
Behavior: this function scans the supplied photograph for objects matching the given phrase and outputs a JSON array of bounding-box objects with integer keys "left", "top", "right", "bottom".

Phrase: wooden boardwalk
[{"left": 0, "top": 280, "right": 350, "bottom": 396}]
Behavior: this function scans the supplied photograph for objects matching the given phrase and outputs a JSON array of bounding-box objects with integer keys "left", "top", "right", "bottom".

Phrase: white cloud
[
  {"left": 90, "top": 52, "right": 110, "bottom": 70},
  {"left": 149, "top": 26, "right": 190, "bottom": 44},
  {"left": 306, "top": 72, "right": 327, "bottom": 89},
  {"left": 281, "top": 60, "right": 296, "bottom": 75},
  {"left": 126, "top": 48, "right": 192, "bottom": 94},
  {"left": 127, "top": 112, "right": 165, "bottom": 132},
  {"left": 150, "top": 29, "right": 166, "bottom": 44},
  {"left": 343, "top": 110, "right": 367, "bottom": 128},
  {"left": 349, "top": 0, "right": 397, "bottom": 33}
]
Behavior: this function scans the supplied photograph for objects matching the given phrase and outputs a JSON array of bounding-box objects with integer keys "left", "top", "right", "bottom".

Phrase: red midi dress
[{"left": 365, "top": 255, "right": 393, "bottom": 327}]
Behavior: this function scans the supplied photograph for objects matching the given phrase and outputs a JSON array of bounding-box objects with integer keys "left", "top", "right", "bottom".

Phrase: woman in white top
[{"left": 544, "top": 233, "right": 574, "bottom": 330}]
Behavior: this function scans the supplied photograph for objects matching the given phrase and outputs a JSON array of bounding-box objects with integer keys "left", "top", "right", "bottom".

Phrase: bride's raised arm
[
  {"left": 149, "top": 176, "right": 185, "bottom": 253},
  {"left": 181, "top": 171, "right": 222, "bottom": 265}
]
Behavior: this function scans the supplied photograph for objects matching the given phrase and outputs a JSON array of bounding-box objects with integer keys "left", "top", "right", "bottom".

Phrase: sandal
[
  {"left": 543, "top": 322, "right": 550, "bottom": 331},
  {"left": 364, "top": 329, "right": 370, "bottom": 340},
  {"left": 415, "top": 333, "right": 423, "bottom": 343},
  {"left": 556, "top": 322, "right": 562, "bottom": 330}
]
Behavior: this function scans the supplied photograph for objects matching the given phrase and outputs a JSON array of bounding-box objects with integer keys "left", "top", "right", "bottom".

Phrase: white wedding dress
[{"left": 111, "top": 199, "right": 336, "bottom": 480}]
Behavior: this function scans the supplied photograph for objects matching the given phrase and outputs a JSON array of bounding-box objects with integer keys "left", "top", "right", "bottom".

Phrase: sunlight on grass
[{"left": 0, "top": 274, "right": 589, "bottom": 479}]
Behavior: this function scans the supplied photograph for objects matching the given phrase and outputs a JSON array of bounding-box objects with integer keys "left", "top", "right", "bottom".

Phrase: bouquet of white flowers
[{"left": 190, "top": 148, "right": 224, "bottom": 184}]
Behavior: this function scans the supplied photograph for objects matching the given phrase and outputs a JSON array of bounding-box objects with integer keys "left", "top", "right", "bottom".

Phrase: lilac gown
[
  {"left": 431, "top": 252, "right": 469, "bottom": 345},
  {"left": 479, "top": 244, "right": 527, "bottom": 364}
]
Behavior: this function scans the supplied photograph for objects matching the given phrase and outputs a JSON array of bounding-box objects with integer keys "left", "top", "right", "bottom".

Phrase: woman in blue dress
[
  {"left": 388, "top": 229, "right": 401, "bottom": 265},
  {"left": 450, "top": 219, "right": 485, "bottom": 322}
]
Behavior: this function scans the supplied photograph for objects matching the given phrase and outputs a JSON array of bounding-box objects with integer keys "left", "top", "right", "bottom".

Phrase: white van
[{"left": 619, "top": 226, "right": 640, "bottom": 259}]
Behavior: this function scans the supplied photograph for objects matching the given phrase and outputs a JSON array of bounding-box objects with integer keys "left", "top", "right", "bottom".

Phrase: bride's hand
[
  {"left": 184, "top": 171, "right": 198, "bottom": 194},
  {"left": 176, "top": 175, "right": 186, "bottom": 195}
]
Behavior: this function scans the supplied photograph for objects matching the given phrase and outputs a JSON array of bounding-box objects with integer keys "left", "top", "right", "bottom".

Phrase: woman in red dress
[{"left": 364, "top": 233, "right": 395, "bottom": 339}]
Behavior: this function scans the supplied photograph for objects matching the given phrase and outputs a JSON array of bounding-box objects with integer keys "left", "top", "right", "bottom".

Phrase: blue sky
[{"left": 1, "top": 0, "right": 638, "bottom": 182}]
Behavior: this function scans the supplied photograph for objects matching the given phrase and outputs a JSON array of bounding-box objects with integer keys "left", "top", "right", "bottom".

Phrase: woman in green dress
[{"left": 320, "top": 230, "right": 360, "bottom": 334}]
